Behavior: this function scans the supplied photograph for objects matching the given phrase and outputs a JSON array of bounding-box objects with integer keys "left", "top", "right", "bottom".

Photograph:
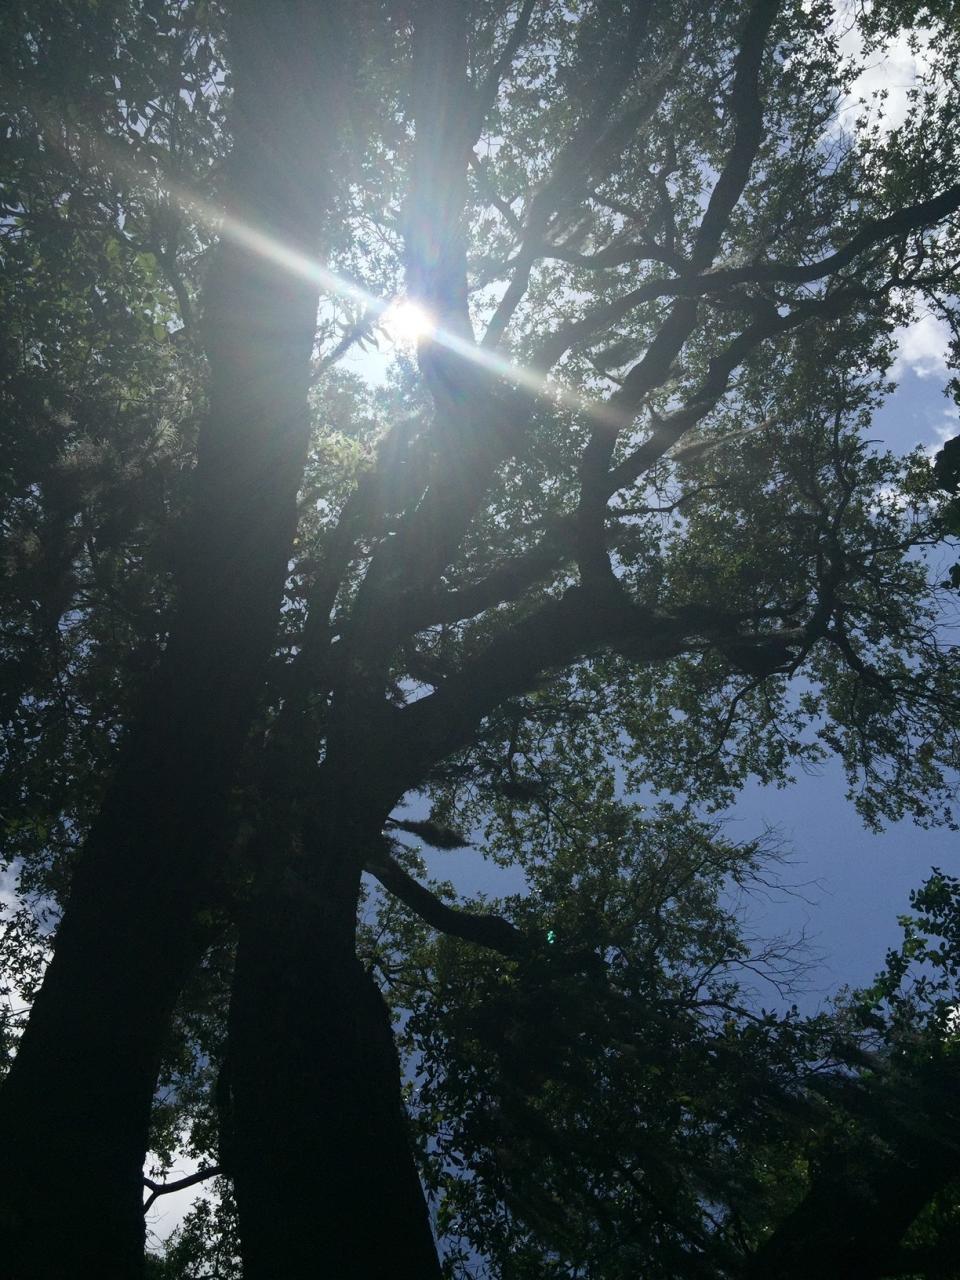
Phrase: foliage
[
  {"left": 383, "top": 845, "right": 960, "bottom": 1278},
  {"left": 146, "top": 829, "right": 960, "bottom": 1277}
]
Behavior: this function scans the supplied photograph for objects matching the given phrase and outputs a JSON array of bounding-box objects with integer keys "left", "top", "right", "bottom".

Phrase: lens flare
[
  {"left": 46, "top": 119, "right": 621, "bottom": 433},
  {"left": 382, "top": 298, "right": 436, "bottom": 347}
]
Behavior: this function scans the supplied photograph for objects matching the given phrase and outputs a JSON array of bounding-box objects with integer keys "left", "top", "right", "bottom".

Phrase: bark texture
[
  {"left": 225, "top": 845, "right": 442, "bottom": 1280},
  {"left": 0, "top": 6, "right": 348, "bottom": 1275}
]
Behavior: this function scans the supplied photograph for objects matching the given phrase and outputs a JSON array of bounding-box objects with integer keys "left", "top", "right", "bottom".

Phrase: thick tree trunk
[
  {"left": 0, "top": 7, "right": 349, "bottom": 1276},
  {"left": 744, "top": 1071, "right": 960, "bottom": 1280},
  {"left": 745, "top": 1157, "right": 957, "bottom": 1280},
  {"left": 225, "top": 838, "right": 443, "bottom": 1280}
]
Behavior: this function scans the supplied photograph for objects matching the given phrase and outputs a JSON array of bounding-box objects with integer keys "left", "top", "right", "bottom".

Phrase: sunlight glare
[
  {"left": 382, "top": 298, "right": 436, "bottom": 347},
  {"left": 47, "top": 114, "right": 624, "bottom": 441}
]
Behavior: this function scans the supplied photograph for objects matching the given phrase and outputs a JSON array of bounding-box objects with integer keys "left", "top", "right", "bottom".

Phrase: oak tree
[{"left": 1, "top": 0, "right": 959, "bottom": 1276}]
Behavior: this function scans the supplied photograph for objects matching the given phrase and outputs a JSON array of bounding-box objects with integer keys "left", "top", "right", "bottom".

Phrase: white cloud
[
  {"left": 843, "top": 33, "right": 929, "bottom": 133},
  {"left": 833, "top": 3, "right": 935, "bottom": 135},
  {"left": 0, "top": 866, "right": 18, "bottom": 911},
  {"left": 893, "top": 313, "right": 952, "bottom": 381},
  {"left": 923, "top": 409, "right": 959, "bottom": 460}
]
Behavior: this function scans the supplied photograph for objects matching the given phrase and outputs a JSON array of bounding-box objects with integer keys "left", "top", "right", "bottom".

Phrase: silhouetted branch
[
  {"left": 472, "top": 0, "right": 539, "bottom": 133},
  {"left": 691, "top": 0, "right": 780, "bottom": 270},
  {"left": 142, "top": 1165, "right": 221, "bottom": 1216},
  {"left": 367, "top": 852, "right": 525, "bottom": 956}
]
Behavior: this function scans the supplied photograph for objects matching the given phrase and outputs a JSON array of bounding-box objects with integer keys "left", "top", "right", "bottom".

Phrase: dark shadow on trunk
[
  {"left": 225, "top": 868, "right": 442, "bottom": 1280},
  {"left": 0, "top": 5, "right": 352, "bottom": 1273}
]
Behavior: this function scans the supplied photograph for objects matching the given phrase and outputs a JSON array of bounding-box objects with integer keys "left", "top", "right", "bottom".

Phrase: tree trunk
[
  {"left": 744, "top": 1061, "right": 960, "bottom": 1280},
  {"left": 225, "top": 838, "right": 443, "bottom": 1280},
  {"left": 0, "top": 7, "right": 349, "bottom": 1275}
]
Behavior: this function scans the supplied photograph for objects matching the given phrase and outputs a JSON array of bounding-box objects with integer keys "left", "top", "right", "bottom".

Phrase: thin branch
[
  {"left": 472, "top": 0, "right": 539, "bottom": 133},
  {"left": 743, "top": 184, "right": 960, "bottom": 288},
  {"left": 481, "top": 0, "right": 663, "bottom": 350},
  {"left": 541, "top": 239, "right": 683, "bottom": 272},
  {"left": 425, "top": 514, "right": 578, "bottom": 625},
  {"left": 469, "top": 151, "right": 523, "bottom": 233},
  {"left": 531, "top": 184, "right": 960, "bottom": 373},
  {"left": 607, "top": 290, "right": 859, "bottom": 495},
  {"left": 150, "top": 236, "right": 194, "bottom": 331},
  {"left": 575, "top": 296, "right": 702, "bottom": 582},
  {"left": 311, "top": 306, "right": 378, "bottom": 384}
]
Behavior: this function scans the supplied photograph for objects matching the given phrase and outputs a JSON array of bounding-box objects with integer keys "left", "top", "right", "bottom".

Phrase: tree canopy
[{"left": 1, "top": 0, "right": 959, "bottom": 1276}]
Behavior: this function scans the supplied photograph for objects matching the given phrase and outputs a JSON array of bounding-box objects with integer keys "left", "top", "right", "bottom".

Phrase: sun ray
[
  {"left": 164, "top": 183, "right": 617, "bottom": 423},
  {"left": 44, "top": 117, "right": 620, "bottom": 430}
]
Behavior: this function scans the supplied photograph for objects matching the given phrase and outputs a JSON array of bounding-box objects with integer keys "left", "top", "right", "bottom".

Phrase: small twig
[
  {"left": 311, "top": 306, "right": 378, "bottom": 383},
  {"left": 469, "top": 152, "right": 523, "bottom": 233},
  {"left": 472, "top": 0, "right": 539, "bottom": 131}
]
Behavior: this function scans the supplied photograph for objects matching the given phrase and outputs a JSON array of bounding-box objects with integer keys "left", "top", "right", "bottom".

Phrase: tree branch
[
  {"left": 469, "top": 151, "right": 523, "bottom": 234},
  {"left": 366, "top": 851, "right": 525, "bottom": 956},
  {"left": 481, "top": 6, "right": 675, "bottom": 351},
  {"left": 471, "top": 0, "right": 539, "bottom": 135},
  {"left": 311, "top": 306, "right": 378, "bottom": 383},
  {"left": 425, "top": 515, "right": 578, "bottom": 625},
  {"left": 142, "top": 1165, "right": 221, "bottom": 1216},
  {"left": 691, "top": 0, "right": 780, "bottom": 271},
  {"left": 392, "top": 585, "right": 699, "bottom": 786},
  {"left": 531, "top": 185, "right": 960, "bottom": 374},
  {"left": 541, "top": 238, "right": 683, "bottom": 272},
  {"left": 574, "top": 297, "right": 702, "bottom": 582}
]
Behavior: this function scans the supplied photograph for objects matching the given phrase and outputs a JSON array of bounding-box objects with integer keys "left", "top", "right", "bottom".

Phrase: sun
[{"left": 382, "top": 297, "right": 435, "bottom": 347}]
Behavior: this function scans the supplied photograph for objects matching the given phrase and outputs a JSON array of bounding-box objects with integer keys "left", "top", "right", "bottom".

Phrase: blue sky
[{"left": 733, "top": 340, "right": 959, "bottom": 1007}]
